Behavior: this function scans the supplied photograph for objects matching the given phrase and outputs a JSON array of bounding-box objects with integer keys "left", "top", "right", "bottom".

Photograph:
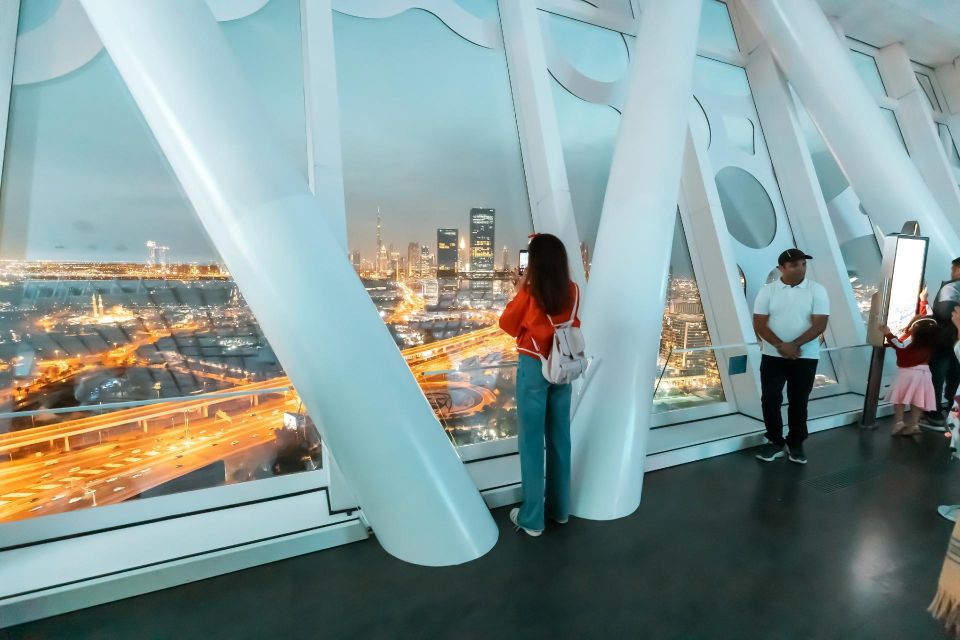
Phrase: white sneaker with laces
[{"left": 509, "top": 507, "right": 542, "bottom": 537}]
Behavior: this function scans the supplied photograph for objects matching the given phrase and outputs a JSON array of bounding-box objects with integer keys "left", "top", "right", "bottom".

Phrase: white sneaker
[
  {"left": 509, "top": 507, "right": 542, "bottom": 537},
  {"left": 938, "top": 505, "right": 960, "bottom": 523}
]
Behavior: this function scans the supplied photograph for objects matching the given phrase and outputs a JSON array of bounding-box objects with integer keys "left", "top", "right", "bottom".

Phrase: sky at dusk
[{"left": 0, "top": 0, "right": 534, "bottom": 266}]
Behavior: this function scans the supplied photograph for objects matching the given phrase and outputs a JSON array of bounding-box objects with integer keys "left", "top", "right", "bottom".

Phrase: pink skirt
[{"left": 886, "top": 364, "right": 936, "bottom": 410}]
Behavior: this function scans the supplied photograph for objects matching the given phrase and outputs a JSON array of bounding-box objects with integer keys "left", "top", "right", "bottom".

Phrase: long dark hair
[
  {"left": 910, "top": 317, "right": 939, "bottom": 349},
  {"left": 526, "top": 234, "right": 572, "bottom": 315}
]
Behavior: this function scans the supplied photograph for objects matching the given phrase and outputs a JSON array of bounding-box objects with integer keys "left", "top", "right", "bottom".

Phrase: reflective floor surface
[{"left": 8, "top": 416, "right": 957, "bottom": 639}]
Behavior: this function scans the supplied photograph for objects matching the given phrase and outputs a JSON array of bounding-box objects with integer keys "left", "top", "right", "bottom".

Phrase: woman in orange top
[{"left": 499, "top": 234, "right": 580, "bottom": 537}]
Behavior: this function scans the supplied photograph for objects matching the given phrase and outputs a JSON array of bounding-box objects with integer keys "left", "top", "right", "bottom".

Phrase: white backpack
[{"left": 531, "top": 284, "right": 587, "bottom": 385}]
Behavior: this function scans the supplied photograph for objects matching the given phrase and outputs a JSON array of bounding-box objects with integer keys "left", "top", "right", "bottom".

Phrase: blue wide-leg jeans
[{"left": 516, "top": 355, "right": 572, "bottom": 531}]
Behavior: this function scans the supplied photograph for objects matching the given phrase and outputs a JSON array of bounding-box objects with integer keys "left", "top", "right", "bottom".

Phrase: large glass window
[
  {"left": 655, "top": 215, "right": 724, "bottom": 412},
  {"left": 0, "top": 1, "right": 321, "bottom": 524},
  {"left": 542, "top": 9, "right": 731, "bottom": 415},
  {"left": 694, "top": 56, "right": 842, "bottom": 390},
  {"left": 333, "top": 3, "right": 532, "bottom": 447}
]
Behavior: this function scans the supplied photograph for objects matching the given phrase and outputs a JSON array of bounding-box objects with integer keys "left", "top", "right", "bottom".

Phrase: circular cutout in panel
[
  {"left": 737, "top": 265, "right": 747, "bottom": 296},
  {"left": 766, "top": 267, "right": 780, "bottom": 284},
  {"left": 715, "top": 167, "right": 777, "bottom": 249}
]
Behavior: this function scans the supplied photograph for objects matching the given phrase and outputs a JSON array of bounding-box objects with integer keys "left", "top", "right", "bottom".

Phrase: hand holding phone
[{"left": 518, "top": 249, "right": 529, "bottom": 275}]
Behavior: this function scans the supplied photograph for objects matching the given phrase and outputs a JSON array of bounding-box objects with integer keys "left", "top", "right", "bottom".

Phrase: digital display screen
[
  {"left": 885, "top": 236, "right": 928, "bottom": 335},
  {"left": 518, "top": 250, "right": 528, "bottom": 273}
]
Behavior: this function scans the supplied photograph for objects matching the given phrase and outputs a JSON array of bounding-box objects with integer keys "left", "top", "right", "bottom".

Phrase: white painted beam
[
  {"left": 77, "top": 0, "right": 497, "bottom": 567},
  {"left": 499, "top": 0, "right": 584, "bottom": 287},
  {"left": 301, "top": 0, "right": 348, "bottom": 251},
  {"left": 742, "top": 0, "right": 960, "bottom": 286},
  {"left": 876, "top": 42, "right": 960, "bottom": 239},
  {"left": 569, "top": 0, "right": 703, "bottom": 521}
]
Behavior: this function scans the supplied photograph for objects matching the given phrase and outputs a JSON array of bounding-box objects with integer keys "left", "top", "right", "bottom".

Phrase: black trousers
[
  {"left": 930, "top": 347, "right": 960, "bottom": 412},
  {"left": 760, "top": 354, "right": 819, "bottom": 447}
]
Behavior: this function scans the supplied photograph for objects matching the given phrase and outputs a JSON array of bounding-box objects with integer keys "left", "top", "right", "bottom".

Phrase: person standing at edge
[
  {"left": 499, "top": 234, "right": 580, "bottom": 537},
  {"left": 923, "top": 257, "right": 960, "bottom": 429},
  {"left": 753, "top": 249, "right": 831, "bottom": 465}
]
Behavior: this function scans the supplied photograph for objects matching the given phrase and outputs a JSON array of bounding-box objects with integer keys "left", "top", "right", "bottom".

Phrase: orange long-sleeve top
[{"left": 499, "top": 282, "right": 580, "bottom": 360}]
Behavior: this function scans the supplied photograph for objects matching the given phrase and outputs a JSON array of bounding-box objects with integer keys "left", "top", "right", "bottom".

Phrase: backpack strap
[{"left": 568, "top": 283, "right": 579, "bottom": 324}]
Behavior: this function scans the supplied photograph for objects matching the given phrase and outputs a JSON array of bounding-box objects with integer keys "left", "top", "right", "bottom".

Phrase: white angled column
[
  {"left": 78, "top": 0, "right": 497, "bottom": 566},
  {"left": 876, "top": 43, "right": 960, "bottom": 238},
  {"left": 745, "top": 45, "right": 868, "bottom": 386},
  {"left": 569, "top": 0, "right": 702, "bottom": 520},
  {"left": 301, "top": 0, "right": 348, "bottom": 251},
  {"left": 741, "top": 0, "right": 960, "bottom": 284},
  {"left": 499, "top": 0, "right": 584, "bottom": 288},
  {"left": 0, "top": 0, "right": 20, "bottom": 195}
]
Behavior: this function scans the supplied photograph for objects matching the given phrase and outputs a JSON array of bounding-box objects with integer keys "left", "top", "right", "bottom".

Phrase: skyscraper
[
  {"left": 375, "top": 208, "right": 384, "bottom": 274},
  {"left": 407, "top": 242, "right": 420, "bottom": 278},
  {"left": 350, "top": 250, "right": 361, "bottom": 272},
  {"left": 469, "top": 208, "right": 495, "bottom": 273},
  {"left": 437, "top": 228, "right": 458, "bottom": 276},
  {"left": 501, "top": 245, "right": 510, "bottom": 271},
  {"left": 419, "top": 245, "right": 432, "bottom": 277}
]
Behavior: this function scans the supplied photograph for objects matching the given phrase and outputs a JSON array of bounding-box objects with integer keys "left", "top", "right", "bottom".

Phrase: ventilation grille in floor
[{"left": 803, "top": 460, "right": 890, "bottom": 494}]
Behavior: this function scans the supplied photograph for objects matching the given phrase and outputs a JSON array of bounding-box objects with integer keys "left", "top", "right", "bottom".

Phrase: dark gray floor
[{"left": 9, "top": 419, "right": 960, "bottom": 639}]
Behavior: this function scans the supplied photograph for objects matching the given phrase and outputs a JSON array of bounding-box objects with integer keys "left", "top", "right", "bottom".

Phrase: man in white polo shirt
[{"left": 753, "top": 248, "right": 830, "bottom": 465}]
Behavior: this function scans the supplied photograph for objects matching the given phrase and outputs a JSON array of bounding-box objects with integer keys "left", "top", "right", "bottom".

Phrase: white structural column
[
  {"left": 498, "top": 0, "right": 585, "bottom": 288},
  {"left": 0, "top": 0, "right": 20, "bottom": 193},
  {"left": 78, "top": 0, "right": 497, "bottom": 567},
  {"left": 745, "top": 44, "right": 868, "bottom": 386},
  {"left": 741, "top": 0, "right": 960, "bottom": 284},
  {"left": 569, "top": 0, "right": 702, "bottom": 520},
  {"left": 876, "top": 43, "right": 960, "bottom": 238},
  {"left": 301, "top": 0, "right": 348, "bottom": 251}
]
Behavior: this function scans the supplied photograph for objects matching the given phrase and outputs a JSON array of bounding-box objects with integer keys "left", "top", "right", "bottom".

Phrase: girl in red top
[
  {"left": 498, "top": 234, "right": 580, "bottom": 537},
  {"left": 881, "top": 316, "right": 938, "bottom": 435}
]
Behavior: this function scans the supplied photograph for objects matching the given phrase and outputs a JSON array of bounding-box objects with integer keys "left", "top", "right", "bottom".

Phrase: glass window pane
[
  {"left": 0, "top": 2, "right": 316, "bottom": 523},
  {"left": 939, "top": 124, "right": 960, "bottom": 168},
  {"left": 655, "top": 214, "right": 725, "bottom": 413},
  {"left": 880, "top": 108, "right": 907, "bottom": 152},
  {"left": 698, "top": 0, "right": 739, "bottom": 52},
  {"left": 333, "top": 4, "right": 532, "bottom": 447},
  {"left": 694, "top": 55, "right": 752, "bottom": 97},
  {"left": 848, "top": 50, "right": 887, "bottom": 101},
  {"left": 915, "top": 72, "right": 942, "bottom": 112}
]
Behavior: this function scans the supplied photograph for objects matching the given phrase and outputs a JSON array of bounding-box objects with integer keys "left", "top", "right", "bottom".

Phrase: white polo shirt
[{"left": 753, "top": 277, "right": 830, "bottom": 360}]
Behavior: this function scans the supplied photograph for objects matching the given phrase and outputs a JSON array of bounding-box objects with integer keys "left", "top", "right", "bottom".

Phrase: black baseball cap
[{"left": 778, "top": 248, "right": 813, "bottom": 265}]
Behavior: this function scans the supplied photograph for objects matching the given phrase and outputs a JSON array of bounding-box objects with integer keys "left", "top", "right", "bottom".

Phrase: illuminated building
[
  {"left": 437, "top": 228, "right": 458, "bottom": 276},
  {"left": 469, "top": 208, "right": 495, "bottom": 273}
]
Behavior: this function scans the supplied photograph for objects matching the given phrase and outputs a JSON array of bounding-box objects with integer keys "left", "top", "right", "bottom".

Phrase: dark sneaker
[
  {"left": 921, "top": 410, "right": 947, "bottom": 431},
  {"left": 787, "top": 444, "right": 807, "bottom": 465},
  {"left": 755, "top": 443, "right": 784, "bottom": 462}
]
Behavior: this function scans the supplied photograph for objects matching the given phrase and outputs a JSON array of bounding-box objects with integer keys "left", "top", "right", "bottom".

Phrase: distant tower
[
  {"left": 145, "top": 240, "right": 157, "bottom": 268},
  {"left": 458, "top": 235, "right": 467, "bottom": 272},
  {"left": 91, "top": 293, "right": 100, "bottom": 319},
  {"left": 158, "top": 245, "right": 169, "bottom": 271},
  {"left": 407, "top": 242, "right": 420, "bottom": 278},
  {"left": 580, "top": 241, "right": 590, "bottom": 277},
  {"left": 501, "top": 245, "right": 510, "bottom": 271},
  {"left": 375, "top": 208, "right": 384, "bottom": 274}
]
